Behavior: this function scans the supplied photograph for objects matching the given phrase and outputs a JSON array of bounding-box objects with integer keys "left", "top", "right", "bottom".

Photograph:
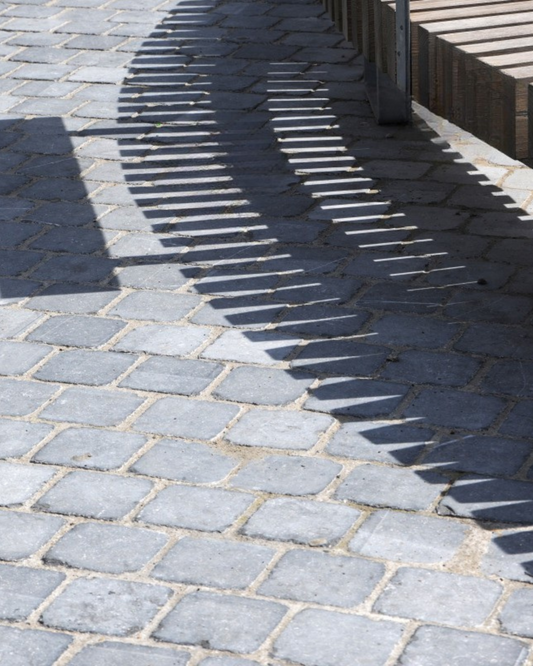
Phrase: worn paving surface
[{"left": 1, "top": 0, "right": 533, "bottom": 663}]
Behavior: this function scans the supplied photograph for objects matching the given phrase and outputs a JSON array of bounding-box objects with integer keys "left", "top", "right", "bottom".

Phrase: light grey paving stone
[
  {"left": 349, "top": 510, "right": 469, "bottom": 564},
  {"left": 499, "top": 401, "right": 533, "bottom": 439},
  {"left": 0, "top": 625, "right": 72, "bottom": 666},
  {"left": 0, "top": 341, "right": 51, "bottom": 375},
  {"left": 397, "top": 625, "right": 528, "bottom": 666},
  {"left": 109, "top": 292, "right": 201, "bottom": 322},
  {"left": 241, "top": 497, "right": 360, "bottom": 546},
  {"left": 275, "top": 303, "right": 370, "bottom": 338},
  {"left": 382, "top": 350, "right": 481, "bottom": 387},
  {"left": 230, "top": 455, "right": 342, "bottom": 496},
  {"left": 422, "top": 434, "right": 532, "bottom": 476},
  {"left": 214, "top": 367, "right": 314, "bottom": 406},
  {"left": 226, "top": 409, "right": 334, "bottom": 451},
  {"left": 0, "top": 307, "right": 42, "bottom": 339},
  {"left": 25, "top": 285, "right": 119, "bottom": 314},
  {"left": 403, "top": 388, "right": 505, "bottom": 430},
  {"left": 375, "top": 568, "right": 501, "bottom": 627},
  {"left": 33, "top": 427, "right": 146, "bottom": 470},
  {"left": 305, "top": 377, "right": 410, "bottom": 418},
  {"left": 152, "top": 536, "right": 274, "bottom": 589},
  {"left": 120, "top": 357, "right": 223, "bottom": 396},
  {"left": 131, "top": 439, "right": 237, "bottom": 483},
  {"left": 35, "top": 470, "right": 152, "bottom": 520},
  {"left": 153, "top": 591, "right": 287, "bottom": 653},
  {"left": 138, "top": 485, "right": 254, "bottom": 532},
  {"left": 35, "top": 350, "right": 137, "bottom": 386},
  {"left": 438, "top": 476, "right": 533, "bottom": 524},
  {"left": 106, "top": 233, "right": 190, "bottom": 260},
  {"left": 291, "top": 339, "right": 388, "bottom": 378},
  {"left": 114, "top": 324, "right": 211, "bottom": 356},
  {"left": 0, "top": 419, "right": 53, "bottom": 458},
  {"left": 68, "top": 642, "right": 190, "bottom": 666},
  {"left": 482, "top": 529, "right": 533, "bottom": 581},
  {"left": 327, "top": 421, "right": 433, "bottom": 465},
  {"left": 114, "top": 263, "right": 199, "bottom": 290},
  {"left": 27, "top": 315, "right": 126, "bottom": 348},
  {"left": 499, "top": 588, "right": 533, "bottom": 637},
  {"left": 0, "top": 378, "right": 58, "bottom": 417},
  {"left": 45, "top": 522, "right": 168, "bottom": 574},
  {"left": 0, "top": 461, "right": 56, "bottom": 507},
  {"left": 201, "top": 330, "right": 301, "bottom": 365},
  {"left": 273, "top": 608, "right": 405, "bottom": 666},
  {"left": 200, "top": 659, "right": 257, "bottom": 666},
  {"left": 133, "top": 396, "right": 239, "bottom": 440},
  {"left": 369, "top": 314, "right": 461, "bottom": 349},
  {"left": 336, "top": 464, "right": 448, "bottom": 511},
  {"left": 191, "top": 296, "right": 284, "bottom": 330},
  {"left": 0, "top": 563, "right": 64, "bottom": 620},
  {"left": 259, "top": 549, "right": 384, "bottom": 607},
  {"left": 42, "top": 578, "right": 172, "bottom": 637},
  {"left": 40, "top": 387, "right": 145, "bottom": 426},
  {"left": 0, "top": 510, "right": 64, "bottom": 561}
]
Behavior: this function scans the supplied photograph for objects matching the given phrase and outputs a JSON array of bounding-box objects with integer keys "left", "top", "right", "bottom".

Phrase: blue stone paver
[{"left": 0, "top": 0, "right": 533, "bottom": 663}]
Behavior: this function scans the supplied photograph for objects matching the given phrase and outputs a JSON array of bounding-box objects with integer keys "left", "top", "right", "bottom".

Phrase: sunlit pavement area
[{"left": 1, "top": 0, "right": 533, "bottom": 664}]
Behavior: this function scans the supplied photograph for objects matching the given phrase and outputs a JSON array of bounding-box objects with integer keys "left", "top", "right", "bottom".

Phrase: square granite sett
[
  {"left": 138, "top": 485, "right": 255, "bottom": 531},
  {"left": 113, "top": 324, "right": 211, "bottom": 357},
  {"left": 34, "top": 350, "right": 137, "bottom": 386},
  {"left": 258, "top": 549, "right": 384, "bottom": 608},
  {"left": 41, "top": 578, "right": 172, "bottom": 637},
  {"left": 482, "top": 530, "right": 533, "bottom": 582},
  {"left": 0, "top": 341, "right": 51, "bottom": 376},
  {"left": 153, "top": 591, "right": 287, "bottom": 653},
  {"left": 0, "top": 419, "right": 53, "bottom": 459},
  {"left": 0, "top": 461, "right": 57, "bottom": 507},
  {"left": 213, "top": 366, "right": 314, "bottom": 406},
  {"left": 0, "top": 510, "right": 65, "bottom": 561},
  {"left": 151, "top": 536, "right": 275, "bottom": 589},
  {"left": 27, "top": 315, "right": 126, "bottom": 348},
  {"left": 499, "top": 589, "right": 533, "bottom": 638},
  {"left": 120, "top": 357, "right": 224, "bottom": 396},
  {"left": 68, "top": 642, "right": 190, "bottom": 666},
  {"left": 44, "top": 522, "right": 168, "bottom": 574},
  {"left": 0, "top": 378, "right": 58, "bottom": 417},
  {"left": 201, "top": 329, "right": 301, "bottom": 365},
  {"left": 0, "top": 563, "right": 64, "bottom": 621},
  {"left": 0, "top": 626, "right": 72, "bottom": 666},
  {"left": 109, "top": 292, "right": 202, "bottom": 322},
  {"left": 35, "top": 470, "right": 153, "bottom": 520}
]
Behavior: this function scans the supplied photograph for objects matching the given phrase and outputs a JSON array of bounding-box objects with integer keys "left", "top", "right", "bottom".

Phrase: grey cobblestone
[
  {"left": 154, "top": 591, "right": 287, "bottom": 653},
  {"left": 35, "top": 349, "right": 137, "bottom": 386},
  {"left": 114, "top": 324, "right": 211, "bottom": 357},
  {"left": 0, "top": 461, "right": 56, "bottom": 506},
  {"left": 499, "top": 589, "right": 533, "bottom": 638},
  {"left": 68, "top": 642, "right": 190, "bottom": 666},
  {"left": 109, "top": 292, "right": 201, "bottom": 322},
  {"left": 45, "top": 522, "right": 168, "bottom": 574},
  {"left": 28, "top": 314, "right": 126, "bottom": 348},
  {"left": 42, "top": 577, "right": 172, "bottom": 636},
  {"left": 0, "top": 419, "right": 53, "bottom": 458},
  {"left": 499, "top": 401, "right": 533, "bottom": 438},
  {"left": 152, "top": 536, "right": 274, "bottom": 589},
  {"left": 0, "top": 625, "right": 72, "bottom": 666},
  {"left": 0, "top": 510, "right": 65, "bottom": 561},
  {"left": 0, "top": 563, "right": 64, "bottom": 620},
  {"left": 214, "top": 366, "right": 314, "bottom": 405},
  {"left": 482, "top": 530, "right": 533, "bottom": 582},
  {"left": 202, "top": 329, "right": 301, "bottom": 365}
]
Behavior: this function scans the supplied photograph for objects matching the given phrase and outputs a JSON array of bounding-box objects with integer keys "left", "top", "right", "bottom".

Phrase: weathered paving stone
[
  {"left": 226, "top": 408, "right": 334, "bottom": 451},
  {"left": 230, "top": 455, "right": 342, "bottom": 495},
  {"left": 44, "top": 522, "right": 168, "bottom": 574},
  {"left": 25, "top": 284, "right": 119, "bottom": 314},
  {"left": 349, "top": 510, "right": 469, "bottom": 564},
  {"left": 120, "top": 357, "right": 223, "bottom": 396},
  {"left": 455, "top": 323, "right": 533, "bottom": 360},
  {"left": 131, "top": 439, "right": 238, "bottom": 483},
  {"left": 138, "top": 485, "right": 255, "bottom": 532},
  {"left": 0, "top": 378, "right": 58, "bottom": 417},
  {"left": 273, "top": 608, "right": 405, "bottom": 666},
  {"left": 272, "top": 275, "right": 361, "bottom": 305},
  {"left": 438, "top": 476, "right": 533, "bottom": 524},
  {"left": 68, "top": 642, "right": 190, "bottom": 666},
  {"left": 35, "top": 470, "right": 152, "bottom": 520},
  {"left": 33, "top": 427, "right": 146, "bottom": 471},
  {"left": 444, "top": 290, "right": 533, "bottom": 324},
  {"left": 499, "top": 401, "right": 533, "bottom": 439},
  {"left": 499, "top": 589, "right": 533, "bottom": 638},
  {"left": 134, "top": 396, "right": 239, "bottom": 440},
  {"left": 482, "top": 360, "right": 533, "bottom": 397},
  {"left": 374, "top": 568, "right": 502, "bottom": 627},
  {"left": 0, "top": 563, "right": 64, "bottom": 620},
  {"left": 397, "top": 625, "right": 529, "bottom": 666},
  {"left": 421, "top": 435, "right": 532, "bottom": 476},
  {"left": 382, "top": 350, "right": 481, "bottom": 387},
  {"left": 305, "top": 377, "right": 409, "bottom": 418},
  {"left": 326, "top": 421, "right": 433, "bottom": 465},
  {"left": 42, "top": 578, "right": 172, "bottom": 637},
  {"left": 153, "top": 591, "right": 287, "bottom": 653},
  {"left": 191, "top": 296, "right": 284, "bottom": 330},
  {"left": 40, "top": 387, "right": 145, "bottom": 426},
  {"left": 0, "top": 461, "right": 56, "bottom": 507},
  {"left": 291, "top": 339, "right": 388, "bottom": 377},
  {"left": 28, "top": 314, "right": 126, "bottom": 348},
  {"left": 275, "top": 303, "right": 370, "bottom": 337},
  {"left": 152, "top": 536, "right": 274, "bottom": 589},
  {"left": 336, "top": 464, "right": 448, "bottom": 511},
  {"left": 200, "top": 658, "right": 257, "bottom": 666},
  {"left": 201, "top": 330, "right": 301, "bottom": 365},
  {"left": 35, "top": 349, "right": 137, "bottom": 386},
  {"left": 0, "top": 419, "right": 53, "bottom": 459},
  {"left": 259, "top": 549, "right": 384, "bottom": 607},
  {"left": 0, "top": 510, "right": 65, "bottom": 561},
  {"left": 109, "top": 292, "right": 201, "bottom": 322},
  {"left": 403, "top": 388, "right": 506, "bottom": 430},
  {"left": 0, "top": 307, "right": 42, "bottom": 339},
  {"left": 114, "top": 324, "right": 211, "bottom": 357},
  {"left": 0, "top": 626, "right": 72, "bottom": 666},
  {"left": 357, "top": 283, "right": 447, "bottom": 314},
  {"left": 241, "top": 497, "right": 360, "bottom": 545},
  {"left": 0, "top": 341, "right": 51, "bottom": 376},
  {"left": 214, "top": 366, "right": 314, "bottom": 405},
  {"left": 482, "top": 530, "right": 533, "bottom": 581}
]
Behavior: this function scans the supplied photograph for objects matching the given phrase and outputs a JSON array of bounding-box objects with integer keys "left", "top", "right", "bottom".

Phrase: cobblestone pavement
[{"left": 0, "top": 0, "right": 533, "bottom": 663}]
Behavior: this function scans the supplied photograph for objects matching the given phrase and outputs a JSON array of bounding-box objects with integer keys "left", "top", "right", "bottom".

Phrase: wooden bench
[{"left": 325, "top": 0, "right": 533, "bottom": 160}]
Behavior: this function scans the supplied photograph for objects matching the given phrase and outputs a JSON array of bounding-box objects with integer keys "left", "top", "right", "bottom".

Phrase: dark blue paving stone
[
  {"left": 31, "top": 255, "right": 116, "bottom": 284},
  {"left": 29, "top": 227, "right": 113, "bottom": 254},
  {"left": 25, "top": 202, "right": 102, "bottom": 227},
  {"left": 482, "top": 360, "right": 533, "bottom": 397},
  {"left": 275, "top": 303, "right": 370, "bottom": 337},
  {"left": 272, "top": 275, "right": 362, "bottom": 305},
  {"left": 291, "top": 339, "right": 388, "bottom": 377},
  {"left": 0, "top": 250, "right": 43, "bottom": 277},
  {"left": 0, "top": 278, "right": 41, "bottom": 305},
  {"left": 499, "top": 402, "right": 533, "bottom": 439},
  {"left": 0, "top": 221, "right": 41, "bottom": 248}
]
